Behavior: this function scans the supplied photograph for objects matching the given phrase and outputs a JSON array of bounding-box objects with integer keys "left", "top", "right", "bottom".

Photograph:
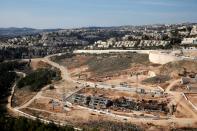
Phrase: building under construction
[
  {"left": 113, "top": 97, "right": 169, "bottom": 112},
  {"left": 71, "top": 93, "right": 113, "bottom": 109},
  {"left": 70, "top": 93, "right": 171, "bottom": 113}
]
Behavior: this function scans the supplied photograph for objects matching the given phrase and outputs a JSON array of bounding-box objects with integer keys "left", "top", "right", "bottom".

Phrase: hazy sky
[{"left": 0, "top": 0, "right": 197, "bottom": 29}]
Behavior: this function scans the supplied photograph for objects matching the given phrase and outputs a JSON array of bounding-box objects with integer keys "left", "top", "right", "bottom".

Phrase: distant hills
[
  {"left": 0, "top": 27, "right": 62, "bottom": 37},
  {"left": 0, "top": 23, "right": 196, "bottom": 38}
]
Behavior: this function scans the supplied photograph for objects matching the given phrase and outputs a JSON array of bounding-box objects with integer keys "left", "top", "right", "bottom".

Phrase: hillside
[
  {"left": 0, "top": 27, "right": 61, "bottom": 37},
  {"left": 159, "top": 60, "right": 197, "bottom": 77}
]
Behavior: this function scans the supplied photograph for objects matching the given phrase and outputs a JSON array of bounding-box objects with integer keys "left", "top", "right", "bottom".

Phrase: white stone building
[
  {"left": 190, "top": 25, "right": 197, "bottom": 36},
  {"left": 181, "top": 38, "right": 197, "bottom": 45}
]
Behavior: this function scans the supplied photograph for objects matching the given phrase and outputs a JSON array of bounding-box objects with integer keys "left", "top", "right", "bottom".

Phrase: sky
[{"left": 0, "top": 0, "right": 197, "bottom": 29}]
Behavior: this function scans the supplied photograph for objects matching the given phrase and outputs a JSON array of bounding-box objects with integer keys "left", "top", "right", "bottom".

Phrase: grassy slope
[
  {"left": 85, "top": 53, "right": 150, "bottom": 75},
  {"left": 159, "top": 60, "right": 197, "bottom": 77}
]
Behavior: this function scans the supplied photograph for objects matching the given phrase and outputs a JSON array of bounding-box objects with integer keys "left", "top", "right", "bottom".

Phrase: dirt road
[
  {"left": 7, "top": 53, "right": 197, "bottom": 129},
  {"left": 165, "top": 79, "right": 180, "bottom": 92},
  {"left": 7, "top": 72, "right": 26, "bottom": 114},
  {"left": 165, "top": 78, "right": 197, "bottom": 118}
]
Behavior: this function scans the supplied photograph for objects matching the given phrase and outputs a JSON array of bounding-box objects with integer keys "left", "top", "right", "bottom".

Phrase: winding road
[
  {"left": 6, "top": 52, "right": 197, "bottom": 129},
  {"left": 7, "top": 54, "right": 82, "bottom": 130}
]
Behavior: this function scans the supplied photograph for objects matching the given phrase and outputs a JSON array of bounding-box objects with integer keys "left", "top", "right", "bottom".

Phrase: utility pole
[
  {"left": 61, "top": 86, "right": 66, "bottom": 112},
  {"left": 136, "top": 73, "right": 139, "bottom": 88}
]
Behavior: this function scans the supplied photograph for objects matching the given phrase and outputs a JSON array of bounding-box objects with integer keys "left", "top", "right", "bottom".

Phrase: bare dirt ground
[
  {"left": 55, "top": 53, "right": 163, "bottom": 91},
  {"left": 174, "top": 97, "right": 194, "bottom": 118},
  {"left": 186, "top": 93, "right": 197, "bottom": 107},
  {"left": 20, "top": 103, "right": 197, "bottom": 131},
  {"left": 41, "top": 80, "right": 78, "bottom": 100},
  {"left": 12, "top": 60, "right": 53, "bottom": 107},
  {"left": 20, "top": 105, "right": 119, "bottom": 127},
  {"left": 9, "top": 52, "right": 197, "bottom": 131},
  {"left": 30, "top": 60, "right": 52, "bottom": 70},
  {"left": 50, "top": 53, "right": 197, "bottom": 122},
  {"left": 183, "top": 50, "right": 197, "bottom": 57},
  {"left": 78, "top": 87, "right": 168, "bottom": 100},
  {"left": 159, "top": 60, "right": 197, "bottom": 78},
  {"left": 12, "top": 87, "right": 37, "bottom": 107},
  {"left": 27, "top": 97, "right": 64, "bottom": 113}
]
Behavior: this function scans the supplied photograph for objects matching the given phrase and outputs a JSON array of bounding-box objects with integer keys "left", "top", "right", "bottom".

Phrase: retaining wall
[{"left": 149, "top": 52, "right": 181, "bottom": 64}]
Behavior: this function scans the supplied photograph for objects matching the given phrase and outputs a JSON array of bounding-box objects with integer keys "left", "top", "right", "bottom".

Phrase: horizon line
[{"left": 0, "top": 22, "right": 196, "bottom": 30}]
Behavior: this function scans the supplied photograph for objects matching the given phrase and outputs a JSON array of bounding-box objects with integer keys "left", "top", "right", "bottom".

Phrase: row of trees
[
  {"left": 0, "top": 116, "right": 74, "bottom": 131},
  {"left": 0, "top": 61, "right": 74, "bottom": 131},
  {"left": 0, "top": 61, "right": 27, "bottom": 99},
  {"left": 81, "top": 121, "right": 143, "bottom": 131}
]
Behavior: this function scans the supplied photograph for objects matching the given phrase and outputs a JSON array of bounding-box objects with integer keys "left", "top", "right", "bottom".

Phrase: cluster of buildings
[
  {"left": 0, "top": 41, "right": 69, "bottom": 59},
  {"left": 89, "top": 24, "right": 197, "bottom": 50},
  {"left": 70, "top": 93, "right": 170, "bottom": 113},
  {"left": 180, "top": 25, "right": 197, "bottom": 50},
  {"left": 0, "top": 23, "right": 197, "bottom": 60},
  {"left": 92, "top": 40, "right": 170, "bottom": 49},
  {"left": 94, "top": 40, "right": 137, "bottom": 48},
  {"left": 113, "top": 97, "right": 169, "bottom": 113},
  {"left": 92, "top": 39, "right": 170, "bottom": 49},
  {"left": 0, "top": 31, "right": 89, "bottom": 59},
  {"left": 71, "top": 93, "right": 112, "bottom": 109},
  {"left": 40, "top": 32, "right": 89, "bottom": 47},
  {"left": 181, "top": 37, "right": 197, "bottom": 50},
  {"left": 138, "top": 40, "right": 170, "bottom": 48},
  {"left": 190, "top": 25, "right": 197, "bottom": 36}
]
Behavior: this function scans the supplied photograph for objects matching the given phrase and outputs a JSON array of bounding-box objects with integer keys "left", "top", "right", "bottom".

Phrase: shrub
[
  {"left": 17, "top": 68, "right": 60, "bottom": 91},
  {"left": 142, "top": 75, "right": 171, "bottom": 84}
]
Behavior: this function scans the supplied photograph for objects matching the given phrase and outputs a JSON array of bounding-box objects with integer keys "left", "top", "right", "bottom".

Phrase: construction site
[
  {"left": 68, "top": 89, "right": 171, "bottom": 114},
  {"left": 9, "top": 50, "right": 197, "bottom": 130}
]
